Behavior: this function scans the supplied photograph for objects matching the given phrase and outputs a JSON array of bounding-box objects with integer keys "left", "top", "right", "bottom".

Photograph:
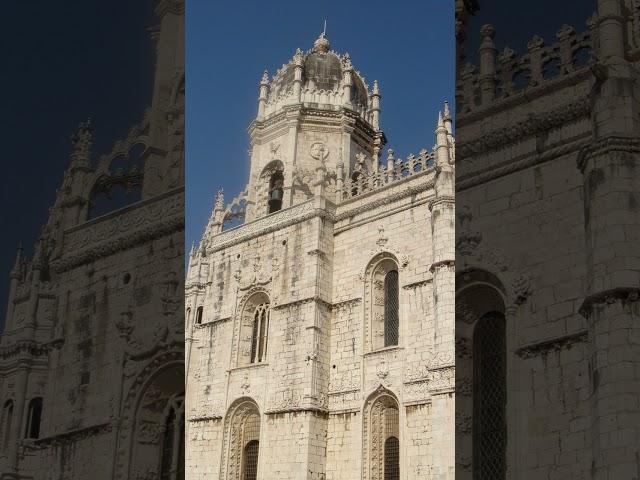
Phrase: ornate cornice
[
  {"left": 209, "top": 199, "right": 334, "bottom": 253},
  {"left": 515, "top": 330, "right": 588, "bottom": 358},
  {"left": 271, "top": 295, "right": 331, "bottom": 311},
  {"left": 28, "top": 422, "right": 112, "bottom": 449},
  {"left": 51, "top": 188, "right": 183, "bottom": 273},
  {"left": 458, "top": 135, "right": 591, "bottom": 191},
  {"left": 0, "top": 338, "right": 63, "bottom": 360},
  {"left": 579, "top": 287, "right": 640, "bottom": 318},
  {"left": 458, "top": 98, "right": 590, "bottom": 160},
  {"left": 427, "top": 195, "right": 455, "bottom": 211},
  {"left": 577, "top": 136, "right": 640, "bottom": 172},
  {"left": 188, "top": 415, "right": 222, "bottom": 423}
]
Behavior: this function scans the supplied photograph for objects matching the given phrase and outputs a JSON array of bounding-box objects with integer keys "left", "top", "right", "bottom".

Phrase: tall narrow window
[
  {"left": 250, "top": 303, "right": 269, "bottom": 363},
  {"left": 384, "top": 436, "right": 400, "bottom": 480},
  {"left": 473, "top": 312, "right": 506, "bottom": 480},
  {"left": 367, "top": 254, "right": 400, "bottom": 351},
  {"left": 25, "top": 397, "right": 43, "bottom": 439},
  {"left": 267, "top": 172, "right": 284, "bottom": 213},
  {"left": 195, "top": 306, "right": 203, "bottom": 325},
  {"left": 186, "top": 307, "right": 191, "bottom": 327},
  {"left": 1, "top": 401, "right": 13, "bottom": 450},
  {"left": 384, "top": 270, "right": 399, "bottom": 346}
]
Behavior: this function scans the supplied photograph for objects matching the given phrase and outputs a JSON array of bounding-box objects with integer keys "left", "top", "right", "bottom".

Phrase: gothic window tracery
[
  {"left": 88, "top": 143, "right": 145, "bottom": 220},
  {"left": 25, "top": 397, "right": 42, "bottom": 439},
  {"left": 365, "top": 254, "right": 401, "bottom": 351},
  {"left": 363, "top": 388, "right": 400, "bottom": 480},
  {"left": 238, "top": 292, "right": 270, "bottom": 366},
  {"left": 221, "top": 399, "right": 261, "bottom": 480}
]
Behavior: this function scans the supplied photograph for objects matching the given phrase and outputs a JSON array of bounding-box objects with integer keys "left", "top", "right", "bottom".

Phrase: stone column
[
  {"left": 478, "top": 24, "right": 496, "bottom": 105},
  {"left": 578, "top": 1, "right": 640, "bottom": 476}
]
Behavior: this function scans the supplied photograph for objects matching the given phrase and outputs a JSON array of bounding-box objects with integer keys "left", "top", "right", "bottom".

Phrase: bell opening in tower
[{"left": 267, "top": 171, "right": 284, "bottom": 213}]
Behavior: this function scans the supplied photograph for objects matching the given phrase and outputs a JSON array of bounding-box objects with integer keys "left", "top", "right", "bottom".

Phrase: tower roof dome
[{"left": 267, "top": 33, "right": 369, "bottom": 111}]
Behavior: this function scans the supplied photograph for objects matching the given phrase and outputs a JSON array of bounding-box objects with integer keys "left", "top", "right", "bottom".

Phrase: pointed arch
[
  {"left": 220, "top": 397, "right": 262, "bottom": 480},
  {"left": 362, "top": 386, "right": 400, "bottom": 480},
  {"left": 119, "top": 358, "right": 184, "bottom": 480}
]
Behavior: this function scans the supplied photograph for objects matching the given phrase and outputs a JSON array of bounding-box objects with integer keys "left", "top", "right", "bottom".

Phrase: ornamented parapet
[
  {"left": 341, "top": 149, "right": 435, "bottom": 201},
  {"left": 457, "top": 22, "right": 594, "bottom": 114}
]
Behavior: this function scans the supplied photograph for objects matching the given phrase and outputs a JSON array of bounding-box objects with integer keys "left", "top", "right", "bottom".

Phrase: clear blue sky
[{"left": 186, "top": 0, "right": 454, "bottom": 252}]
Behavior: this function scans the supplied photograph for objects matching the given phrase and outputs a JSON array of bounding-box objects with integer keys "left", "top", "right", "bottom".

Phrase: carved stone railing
[
  {"left": 341, "top": 150, "right": 435, "bottom": 201},
  {"left": 457, "top": 22, "right": 594, "bottom": 114}
]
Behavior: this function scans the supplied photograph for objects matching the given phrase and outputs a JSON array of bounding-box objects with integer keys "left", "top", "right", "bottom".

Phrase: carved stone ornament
[
  {"left": 358, "top": 231, "right": 409, "bottom": 281},
  {"left": 309, "top": 141, "right": 329, "bottom": 161},
  {"left": 457, "top": 205, "right": 531, "bottom": 306}
]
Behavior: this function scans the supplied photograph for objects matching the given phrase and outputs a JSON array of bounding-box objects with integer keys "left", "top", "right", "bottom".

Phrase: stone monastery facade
[
  {"left": 0, "top": 2, "right": 184, "bottom": 479},
  {"left": 455, "top": 0, "right": 640, "bottom": 478},
  {"left": 186, "top": 32, "right": 455, "bottom": 479}
]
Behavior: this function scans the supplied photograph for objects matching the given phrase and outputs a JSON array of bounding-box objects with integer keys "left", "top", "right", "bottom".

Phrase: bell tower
[{"left": 244, "top": 32, "right": 386, "bottom": 222}]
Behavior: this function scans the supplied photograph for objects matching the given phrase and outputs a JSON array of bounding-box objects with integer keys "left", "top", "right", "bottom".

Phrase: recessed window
[
  {"left": 25, "top": 397, "right": 42, "bottom": 439},
  {"left": 195, "top": 306, "right": 203, "bottom": 325}
]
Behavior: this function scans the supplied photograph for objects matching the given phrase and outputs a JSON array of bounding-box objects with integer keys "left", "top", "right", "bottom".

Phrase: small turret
[
  {"left": 370, "top": 80, "right": 381, "bottom": 130},
  {"left": 257, "top": 71, "right": 270, "bottom": 120}
]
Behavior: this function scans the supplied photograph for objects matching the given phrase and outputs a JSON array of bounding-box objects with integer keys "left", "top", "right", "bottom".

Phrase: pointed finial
[
  {"left": 260, "top": 70, "right": 269, "bottom": 85},
  {"left": 437, "top": 110, "right": 444, "bottom": 127},
  {"left": 372, "top": 80, "right": 380, "bottom": 95},
  {"left": 13, "top": 243, "right": 23, "bottom": 268},
  {"left": 323, "top": 20, "right": 327, "bottom": 36},
  {"left": 313, "top": 28, "right": 330, "bottom": 53},
  {"left": 214, "top": 188, "right": 224, "bottom": 211},
  {"left": 443, "top": 101, "right": 450, "bottom": 119},
  {"left": 69, "top": 118, "right": 93, "bottom": 169}
]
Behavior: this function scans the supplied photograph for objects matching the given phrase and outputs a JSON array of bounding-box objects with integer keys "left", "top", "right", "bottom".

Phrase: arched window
[
  {"left": 195, "top": 306, "right": 203, "bottom": 325},
  {"left": 250, "top": 303, "right": 269, "bottom": 364},
  {"left": 473, "top": 311, "right": 506, "bottom": 480},
  {"left": 267, "top": 171, "right": 284, "bottom": 214},
  {"left": 25, "top": 397, "right": 43, "bottom": 439},
  {"left": 363, "top": 387, "right": 400, "bottom": 480},
  {"left": 384, "top": 270, "right": 399, "bottom": 347},
  {"left": 221, "top": 400, "right": 261, "bottom": 480},
  {"left": 238, "top": 292, "right": 270, "bottom": 366},
  {"left": 365, "top": 254, "right": 400, "bottom": 351},
  {"left": 1, "top": 400, "right": 13, "bottom": 450}
]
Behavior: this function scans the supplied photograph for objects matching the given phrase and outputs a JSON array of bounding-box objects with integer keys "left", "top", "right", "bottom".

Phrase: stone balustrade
[{"left": 457, "top": 22, "right": 594, "bottom": 113}]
